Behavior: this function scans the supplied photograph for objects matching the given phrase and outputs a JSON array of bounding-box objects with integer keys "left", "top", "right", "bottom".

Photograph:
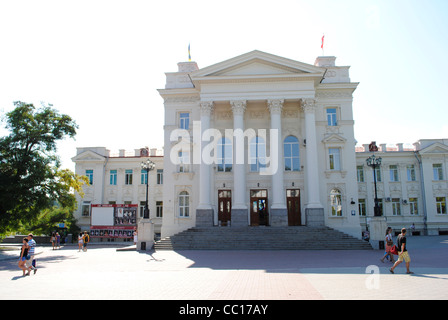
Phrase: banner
[{"left": 90, "top": 204, "right": 137, "bottom": 238}]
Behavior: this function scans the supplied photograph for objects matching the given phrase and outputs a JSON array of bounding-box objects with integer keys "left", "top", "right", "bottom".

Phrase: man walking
[
  {"left": 26, "top": 233, "right": 37, "bottom": 274},
  {"left": 390, "top": 228, "right": 413, "bottom": 274}
]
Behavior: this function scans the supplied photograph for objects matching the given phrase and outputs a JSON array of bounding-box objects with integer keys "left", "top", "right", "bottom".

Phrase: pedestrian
[
  {"left": 381, "top": 227, "right": 395, "bottom": 263},
  {"left": 133, "top": 227, "right": 138, "bottom": 245},
  {"left": 390, "top": 228, "right": 413, "bottom": 274},
  {"left": 78, "top": 232, "right": 83, "bottom": 252},
  {"left": 56, "top": 232, "right": 61, "bottom": 249},
  {"left": 51, "top": 232, "right": 56, "bottom": 250},
  {"left": 18, "top": 237, "right": 32, "bottom": 276},
  {"left": 82, "top": 231, "right": 90, "bottom": 252},
  {"left": 25, "top": 233, "right": 37, "bottom": 274},
  {"left": 410, "top": 223, "right": 416, "bottom": 236}
]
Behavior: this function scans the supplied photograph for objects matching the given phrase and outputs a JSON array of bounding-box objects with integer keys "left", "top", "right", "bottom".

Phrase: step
[{"left": 154, "top": 226, "right": 372, "bottom": 251}]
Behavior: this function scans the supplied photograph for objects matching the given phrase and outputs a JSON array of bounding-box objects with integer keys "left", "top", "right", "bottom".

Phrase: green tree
[{"left": 0, "top": 101, "right": 87, "bottom": 236}]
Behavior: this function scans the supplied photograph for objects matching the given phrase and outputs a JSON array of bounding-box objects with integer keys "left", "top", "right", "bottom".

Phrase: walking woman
[
  {"left": 381, "top": 227, "right": 395, "bottom": 263},
  {"left": 51, "top": 232, "right": 56, "bottom": 250},
  {"left": 18, "top": 237, "right": 32, "bottom": 276}
]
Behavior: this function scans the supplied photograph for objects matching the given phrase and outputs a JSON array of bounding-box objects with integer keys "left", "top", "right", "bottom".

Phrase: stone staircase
[{"left": 154, "top": 226, "right": 372, "bottom": 250}]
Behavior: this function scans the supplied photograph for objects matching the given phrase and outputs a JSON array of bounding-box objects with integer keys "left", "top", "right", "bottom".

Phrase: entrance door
[
  {"left": 286, "top": 189, "right": 301, "bottom": 226},
  {"left": 250, "top": 189, "right": 268, "bottom": 226},
  {"left": 218, "top": 190, "right": 232, "bottom": 226}
]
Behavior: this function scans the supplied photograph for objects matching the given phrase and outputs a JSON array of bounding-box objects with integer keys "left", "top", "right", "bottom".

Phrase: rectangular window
[
  {"left": 81, "top": 201, "right": 91, "bottom": 217},
  {"left": 157, "top": 169, "right": 163, "bottom": 184},
  {"left": 141, "top": 169, "right": 148, "bottom": 185},
  {"left": 125, "top": 169, "right": 133, "bottom": 185},
  {"left": 326, "top": 108, "right": 337, "bottom": 126},
  {"left": 407, "top": 165, "right": 416, "bottom": 181},
  {"left": 433, "top": 164, "right": 444, "bottom": 181},
  {"left": 156, "top": 201, "right": 163, "bottom": 218},
  {"left": 374, "top": 167, "right": 382, "bottom": 182},
  {"left": 357, "top": 166, "right": 365, "bottom": 182},
  {"left": 110, "top": 170, "right": 117, "bottom": 185},
  {"left": 178, "top": 151, "right": 190, "bottom": 173},
  {"left": 358, "top": 199, "right": 366, "bottom": 216},
  {"left": 329, "top": 148, "right": 341, "bottom": 170},
  {"left": 139, "top": 201, "right": 146, "bottom": 218},
  {"left": 86, "top": 170, "right": 93, "bottom": 185},
  {"left": 389, "top": 165, "right": 399, "bottom": 182},
  {"left": 409, "top": 198, "right": 418, "bottom": 215},
  {"left": 179, "top": 112, "right": 190, "bottom": 130},
  {"left": 392, "top": 198, "right": 401, "bottom": 216},
  {"left": 436, "top": 197, "right": 447, "bottom": 214}
]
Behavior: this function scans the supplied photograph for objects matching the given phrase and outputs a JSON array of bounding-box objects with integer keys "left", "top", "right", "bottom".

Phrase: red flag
[{"left": 321, "top": 35, "right": 325, "bottom": 49}]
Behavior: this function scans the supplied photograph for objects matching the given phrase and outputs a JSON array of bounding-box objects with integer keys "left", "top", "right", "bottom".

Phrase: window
[
  {"left": 179, "top": 191, "right": 190, "bottom": 217},
  {"left": 357, "top": 166, "right": 365, "bottom": 182},
  {"left": 156, "top": 201, "right": 163, "bottom": 218},
  {"left": 250, "top": 137, "right": 266, "bottom": 172},
  {"left": 436, "top": 197, "right": 446, "bottom": 215},
  {"left": 326, "top": 108, "right": 337, "bottom": 126},
  {"left": 433, "top": 164, "right": 444, "bottom": 181},
  {"left": 178, "top": 151, "right": 190, "bottom": 173},
  {"left": 330, "top": 189, "right": 342, "bottom": 216},
  {"left": 409, "top": 198, "right": 418, "bottom": 215},
  {"left": 179, "top": 112, "right": 190, "bottom": 130},
  {"left": 217, "top": 137, "right": 232, "bottom": 172},
  {"left": 329, "top": 148, "right": 341, "bottom": 170},
  {"left": 284, "top": 136, "right": 300, "bottom": 171},
  {"left": 125, "top": 169, "right": 133, "bottom": 185},
  {"left": 139, "top": 201, "right": 146, "bottom": 218},
  {"left": 407, "top": 165, "right": 416, "bottom": 181},
  {"left": 358, "top": 199, "right": 366, "bottom": 216},
  {"left": 374, "top": 167, "right": 382, "bottom": 182},
  {"left": 81, "top": 201, "right": 91, "bottom": 217},
  {"left": 392, "top": 198, "right": 401, "bottom": 216},
  {"left": 377, "top": 198, "right": 384, "bottom": 216},
  {"left": 157, "top": 169, "right": 163, "bottom": 184},
  {"left": 86, "top": 170, "right": 93, "bottom": 185},
  {"left": 141, "top": 169, "right": 148, "bottom": 185},
  {"left": 390, "top": 165, "right": 399, "bottom": 182},
  {"left": 110, "top": 170, "right": 117, "bottom": 185}
]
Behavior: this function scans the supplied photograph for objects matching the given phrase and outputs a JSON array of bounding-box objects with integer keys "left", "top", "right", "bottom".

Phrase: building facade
[
  {"left": 72, "top": 147, "right": 164, "bottom": 239},
  {"left": 72, "top": 51, "right": 448, "bottom": 242},
  {"left": 158, "top": 50, "right": 362, "bottom": 239}
]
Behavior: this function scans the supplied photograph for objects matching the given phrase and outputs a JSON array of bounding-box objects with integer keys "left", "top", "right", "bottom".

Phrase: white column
[
  {"left": 197, "top": 101, "right": 214, "bottom": 210},
  {"left": 231, "top": 100, "right": 247, "bottom": 210},
  {"left": 302, "top": 98, "right": 323, "bottom": 209},
  {"left": 267, "top": 99, "right": 286, "bottom": 209}
]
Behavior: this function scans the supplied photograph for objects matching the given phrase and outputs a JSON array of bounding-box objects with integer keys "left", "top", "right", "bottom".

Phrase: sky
[{"left": 1, "top": 0, "right": 448, "bottom": 171}]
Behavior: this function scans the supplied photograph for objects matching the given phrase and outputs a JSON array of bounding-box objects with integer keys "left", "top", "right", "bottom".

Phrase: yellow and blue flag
[{"left": 188, "top": 43, "right": 191, "bottom": 61}]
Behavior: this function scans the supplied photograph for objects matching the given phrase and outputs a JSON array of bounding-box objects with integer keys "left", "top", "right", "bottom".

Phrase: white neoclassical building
[
  {"left": 158, "top": 50, "right": 362, "bottom": 239},
  {"left": 72, "top": 50, "right": 448, "bottom": 243}
]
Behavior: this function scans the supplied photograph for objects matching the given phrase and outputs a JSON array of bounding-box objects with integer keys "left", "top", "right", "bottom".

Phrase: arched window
[
  {"left": 217, "top": 137, "right": 232, "bottom": 172},
  {"left": 330, "top": 189, "right": 342, "bottom": 217},
  {"left": 284, "top": 136, "right": 300, "bottom": 171},
  {"left": 249, "top": 136, "right": 266, "bottom": 172},
  {"left": 179, "top": 191, "right": 190, "bottom": 217}
]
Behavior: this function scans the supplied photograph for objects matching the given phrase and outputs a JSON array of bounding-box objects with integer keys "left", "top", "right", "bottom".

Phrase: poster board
[{"left": 90, "top": 204, "right": 137, "bottom": 238}]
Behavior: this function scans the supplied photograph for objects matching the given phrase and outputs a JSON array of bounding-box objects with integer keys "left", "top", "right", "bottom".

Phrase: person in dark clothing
[{"left": 390, "top": 228, "right": 413, "bottom": 274}]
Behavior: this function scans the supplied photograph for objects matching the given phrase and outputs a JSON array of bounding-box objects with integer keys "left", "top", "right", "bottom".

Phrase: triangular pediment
[
  {"left": 322, "top": 134, "right": 347, "bottom": 144},
  {"left": 191, "top": 50, "right": 324, "bottom": 79},
  {"left": 72, "top": 150, "right": 107, "bottom": 163},
  {"left": 419, "top": 142, "right": 448, "bottom": 155}
]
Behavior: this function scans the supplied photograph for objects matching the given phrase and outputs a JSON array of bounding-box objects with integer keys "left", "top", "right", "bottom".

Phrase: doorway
[
  {"left": 250, "top": 189, "right": 268, "bottom": 226},
  {"left": 286, "top": 189, "right": 302, "bottom": 226},
  {"left": 218, "top": 190, "right": 232, "bottom": 226}
]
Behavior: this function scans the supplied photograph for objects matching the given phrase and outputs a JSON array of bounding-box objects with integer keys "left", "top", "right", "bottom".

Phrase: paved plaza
[{"left": 1, "top": 236, "right": 447, "bottom": 301}]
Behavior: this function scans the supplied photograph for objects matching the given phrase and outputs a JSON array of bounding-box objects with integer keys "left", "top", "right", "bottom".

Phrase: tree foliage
[{"left": 0, "top": 101, "right": 87, "bottom": 236}]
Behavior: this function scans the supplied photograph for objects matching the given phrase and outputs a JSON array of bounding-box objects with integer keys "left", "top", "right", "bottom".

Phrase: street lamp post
[
  {"left": 141, "top": 159, "right": 155, "bottom": 219},
  {"left": 366, "top": 154, "right": 382, "bottom": 217}
]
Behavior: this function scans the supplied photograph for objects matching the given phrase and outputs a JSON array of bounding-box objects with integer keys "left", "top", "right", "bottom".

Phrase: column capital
[
  {"left": 230, "top": 100, "right": 247, "bottom": 116},
  {"left": 200, "top": 101, "right": 214, "bottom": 116},
  {"left": 301, "top": 98, "right": 317, "bottom": 113},
  {"left": 267, "top": 99, "right": 284, "bottom": 115}
]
